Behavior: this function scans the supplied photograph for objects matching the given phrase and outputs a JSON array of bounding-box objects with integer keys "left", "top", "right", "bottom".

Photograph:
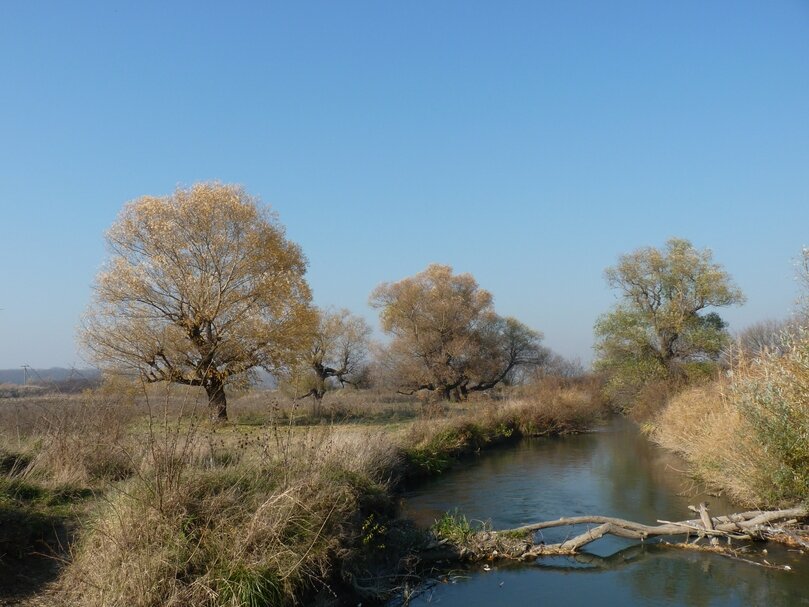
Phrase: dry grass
[
  {"left": 47, "top": 408, "right": 405, "bottom": 606},
  {"left": 57, "top": 472, "right": 355, "bottom": 606},
  {"left": 231, "top": 388, "right": 422, "bottom": 427},
  {"left": 651, "top": 381, "right": 776, "bottom": 505},
  {"left": 652, "top": 332, "right": 809, "bottom": 507},
  {"left": 0, "top": 380, "right": 604, "bottom": 606}
]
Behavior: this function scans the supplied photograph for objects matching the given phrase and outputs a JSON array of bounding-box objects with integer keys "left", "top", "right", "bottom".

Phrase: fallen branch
[{"left": 431, "top": 505, "right": 808, "bottom": 567}]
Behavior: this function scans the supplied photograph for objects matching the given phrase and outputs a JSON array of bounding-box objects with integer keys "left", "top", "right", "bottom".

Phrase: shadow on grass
[{"left": 0, "top": 480, "right": 88, "bottom": 603}]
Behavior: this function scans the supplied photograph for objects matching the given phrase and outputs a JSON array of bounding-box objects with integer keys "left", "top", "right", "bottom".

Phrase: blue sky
[{"left": 1, "top": 1, "right": 808, "bottom": 369}]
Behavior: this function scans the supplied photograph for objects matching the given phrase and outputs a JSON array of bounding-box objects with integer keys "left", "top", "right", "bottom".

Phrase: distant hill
[{"left": 0, "top": 367, "right": 101, "bottom": 386}]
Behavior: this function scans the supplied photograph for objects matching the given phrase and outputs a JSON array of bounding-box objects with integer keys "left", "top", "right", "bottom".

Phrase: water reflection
[{"left": 398, "top": 418, "right": 809, "bottom": 606}]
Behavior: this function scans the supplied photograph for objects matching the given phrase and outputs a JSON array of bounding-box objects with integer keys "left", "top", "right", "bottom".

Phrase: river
[{"left": 396, "top": 418, "right": 808, "bottom": 606}]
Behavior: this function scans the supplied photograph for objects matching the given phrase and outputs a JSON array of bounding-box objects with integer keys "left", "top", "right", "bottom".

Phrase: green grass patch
[
  {"left": 216, "top": 566, "right": 284, "bottom": 607},
  {"left": 431, "top": 510, "right": 478, "bottom": 544}
]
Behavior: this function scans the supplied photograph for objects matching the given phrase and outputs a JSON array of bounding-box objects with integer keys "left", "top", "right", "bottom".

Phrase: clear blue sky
[{"left": 1, "top": 1, "right": 808, "bottom": 369}]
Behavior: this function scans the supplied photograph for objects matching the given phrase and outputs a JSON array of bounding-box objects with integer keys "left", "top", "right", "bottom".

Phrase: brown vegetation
[
  {"left": 279, "top": 307, "right": 371, "bottom": 407},
  {"left": 371, "top": 264, "right": 547, "bottom": 400},
  {"left": 0, "top": 379, "right": 603, "bottom": 606},
  {"left": 651, "top": 332, "right": 809, "bottom": 506}
]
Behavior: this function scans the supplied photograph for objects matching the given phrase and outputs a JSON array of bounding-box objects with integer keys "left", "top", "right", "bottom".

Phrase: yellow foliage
[{"left": 82, "top": 182, "right": 315, "bottom": 420}]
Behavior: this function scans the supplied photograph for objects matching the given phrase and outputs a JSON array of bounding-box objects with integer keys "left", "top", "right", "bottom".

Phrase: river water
[{"left": 397, "top": 418, "right": 808, "bottom": 606}]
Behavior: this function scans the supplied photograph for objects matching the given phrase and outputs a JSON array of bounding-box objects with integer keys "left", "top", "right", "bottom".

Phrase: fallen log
[{"left": 430, "top": 505, "right": 808, "bottom": 568}]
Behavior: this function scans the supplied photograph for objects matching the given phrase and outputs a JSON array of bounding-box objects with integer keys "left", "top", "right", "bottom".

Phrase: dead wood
[{"left": 438, "top": 505, "right": 808, "bottom": 568}]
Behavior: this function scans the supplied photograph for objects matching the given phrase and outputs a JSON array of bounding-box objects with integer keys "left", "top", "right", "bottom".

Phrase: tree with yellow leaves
[
  {"left": 82, "top": 182, "right": 315, "bottom": 421},
  {"left": 370, "top": 264, "right": 546, "bottom": 400},
  {"left": 280, "top": 307, "right": 372, "bottom": 407}
]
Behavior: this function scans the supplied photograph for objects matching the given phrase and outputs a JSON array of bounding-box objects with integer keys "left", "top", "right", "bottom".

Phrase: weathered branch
[
  {"left": 432, "top": 506, "right": 808, "bottom": 570},
  {"left": 396, "top": 383, "right": 436, "bottom": 396}
]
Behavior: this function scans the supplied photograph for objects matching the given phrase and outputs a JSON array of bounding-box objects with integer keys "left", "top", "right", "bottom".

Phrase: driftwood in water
[{"left": 429, "top": 505, "right": 808, "bottom": 570}]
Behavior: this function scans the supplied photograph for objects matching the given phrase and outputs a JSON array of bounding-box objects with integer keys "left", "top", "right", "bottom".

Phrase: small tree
[
  {"left": 594, "top": 237, "right": 744, "bottom": 406},
  {"left": 370, "top": 264, "right": 545, "bottom": 400},
  {"left": 82, "top": 182, "right": 315, "bottom": 421},
  {"left": 281, "top": 308, "right": 371, "bottom": 407}
]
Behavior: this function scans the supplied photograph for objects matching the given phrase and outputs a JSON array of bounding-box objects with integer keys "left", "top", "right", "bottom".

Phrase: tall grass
[
  {"left": 55, "top": 416, "right": 405, "bottom": 606},
  {"left": 652, "top": 331, "right": 809, "bottom": 506},
  {"left": 0, "top": 381, "right": 603, "bottom": 606},
  {"left": 405, "top": 385, "right": 603, "bottom": 475}
]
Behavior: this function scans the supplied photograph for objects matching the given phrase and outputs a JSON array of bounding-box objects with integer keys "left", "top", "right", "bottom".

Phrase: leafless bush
[{"left": 732, "top": 318, "right": 798, "bottom": 359}]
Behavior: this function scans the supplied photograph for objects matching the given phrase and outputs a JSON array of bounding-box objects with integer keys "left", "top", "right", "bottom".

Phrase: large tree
[
  {"left": 370, "top": 264, "right": 545, "bottom": 400},
  {"left": 594, "top": 238, "right": 745, "bottom": 403},
  {"left": 82, "top": 182, "right": 315, "bottom": 421}
]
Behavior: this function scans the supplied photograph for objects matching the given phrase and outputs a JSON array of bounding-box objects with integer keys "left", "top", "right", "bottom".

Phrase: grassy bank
[
  {"left": 650, "top": 332, "right": 809, "bottom": 507},
  {"left": 403, "top": 385, "right": 598, "bottom": 475},
  {"left": 0, "top": 381, "right": 602, "bottom": 606}
]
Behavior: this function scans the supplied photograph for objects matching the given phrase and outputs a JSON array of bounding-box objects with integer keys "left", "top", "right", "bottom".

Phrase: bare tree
[
  {"left": 534, "top": 353, "right": 586, "bottom": 380},
  {"left": 734, "top": 319, "right": 796, "bottom": 358},
  {"left": 82, "top": 182, "right": 315, "bottom": 421}
]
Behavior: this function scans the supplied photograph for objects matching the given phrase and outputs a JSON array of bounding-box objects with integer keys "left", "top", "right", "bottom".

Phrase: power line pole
[{"left": 21, "top": 364, "right": 30, "bottom": 386}]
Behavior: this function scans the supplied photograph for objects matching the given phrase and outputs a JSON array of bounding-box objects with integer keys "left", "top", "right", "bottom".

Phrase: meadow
[{"left": 0, "top": 378, "right": 602, "bottom": 606}]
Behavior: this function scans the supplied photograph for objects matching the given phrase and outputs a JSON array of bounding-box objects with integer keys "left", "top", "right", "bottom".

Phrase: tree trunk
[
  {"left": 205, "top": 379, "right": 228, "bottom": 422},
  {"left": 311, "top": 389, "right": 324, "bottom": 418}
]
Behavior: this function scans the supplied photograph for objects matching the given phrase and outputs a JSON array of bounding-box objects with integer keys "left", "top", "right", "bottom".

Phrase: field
[{"left": 0, "top": 379, "right": 603, "bottom": 606}]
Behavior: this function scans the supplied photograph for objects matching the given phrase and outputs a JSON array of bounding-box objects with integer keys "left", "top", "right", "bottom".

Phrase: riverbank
[
  {"left": 649, "top": 333, "right": 809, "bottom": 508},
  {"left": 0, "top": 383, "right": 603, "bottom": 606}
]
